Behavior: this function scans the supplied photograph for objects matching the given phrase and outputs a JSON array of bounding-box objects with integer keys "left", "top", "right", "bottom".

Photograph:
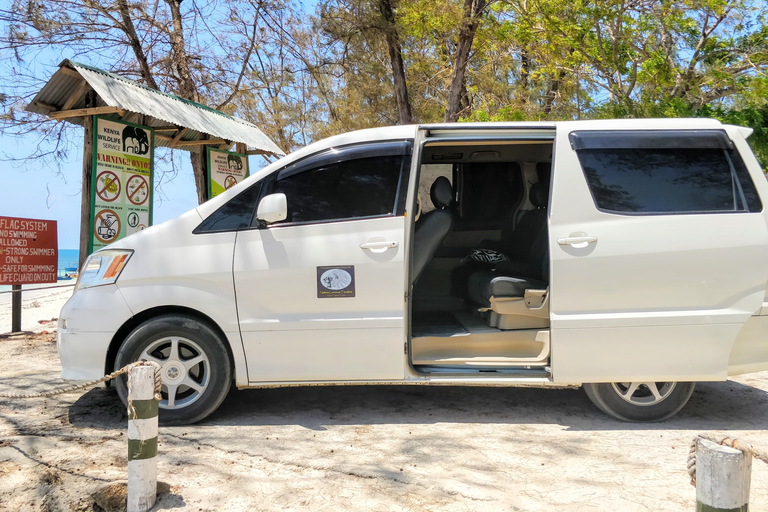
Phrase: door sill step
[
  {"left": 413, "top": 356, "right": 548, "bottom": 366},
  {"left": 414, "top": 364, "right": 551, "bottom": 378}
]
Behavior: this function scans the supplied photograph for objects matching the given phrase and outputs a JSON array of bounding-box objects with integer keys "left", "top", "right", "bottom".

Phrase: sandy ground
[
  {"left": 0, "top": 330, "right": 767, "bottom": 511},
  {"left": 0, "top": 284, "right": 73, "bottom": 334}
]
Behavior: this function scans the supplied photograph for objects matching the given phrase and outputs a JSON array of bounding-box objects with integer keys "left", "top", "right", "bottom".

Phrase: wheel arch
[{"left": 105, "top": 305, "right": 237, "bottom": 385}]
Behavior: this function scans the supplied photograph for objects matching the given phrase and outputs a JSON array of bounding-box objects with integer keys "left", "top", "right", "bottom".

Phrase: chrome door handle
[
  {"left": 360, "top": 241, "right": 399, "bottom": 250},
  {"left": 557, "top": 235, "right": 597, "bottom": 246}
]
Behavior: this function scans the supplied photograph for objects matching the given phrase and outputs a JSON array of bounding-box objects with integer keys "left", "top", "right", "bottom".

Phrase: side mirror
[{"left": 256, "top": 193, "right": 287, "bottom": 224}]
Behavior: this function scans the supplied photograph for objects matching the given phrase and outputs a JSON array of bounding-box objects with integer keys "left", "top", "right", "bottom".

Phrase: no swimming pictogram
[{"left": 96, "top": 171, "right": 121, "bottom": 202}]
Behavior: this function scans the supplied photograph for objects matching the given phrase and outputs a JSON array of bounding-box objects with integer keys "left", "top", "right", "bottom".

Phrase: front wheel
[
  {"left": 114, "top": 314, "right": 232, "bottom": 425},
  {"left": 583, "top": 381, "right": 695, "bottom": 422}
]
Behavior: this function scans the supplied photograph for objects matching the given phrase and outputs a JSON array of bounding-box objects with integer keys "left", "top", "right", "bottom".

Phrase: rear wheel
[
  {"left": 583, "top": 381, "right": 695, "bottom": 422},
  {"left": 114, "top": 314, "right": 232, "bottom": 425}
]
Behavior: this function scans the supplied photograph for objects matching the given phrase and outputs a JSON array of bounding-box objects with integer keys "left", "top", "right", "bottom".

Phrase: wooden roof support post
[
  {"left": 50, "top": 106, "right": 126, "bottom": 120},
  {"left": 79, "top": 91, "right": 96, "bottom": 270},
  {"left": 170, "top": 128, "right": 188, "bottom": 146},
  {"left": 61, "top": 79, "right": 90, "bottom": 112}
]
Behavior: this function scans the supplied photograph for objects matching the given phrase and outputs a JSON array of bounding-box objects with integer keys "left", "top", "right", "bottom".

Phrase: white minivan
[{"left": 58, "top": 119, "right": 768, "bottom": 424}]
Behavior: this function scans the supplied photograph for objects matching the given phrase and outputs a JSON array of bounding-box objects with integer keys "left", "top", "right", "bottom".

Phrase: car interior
[{"left": 410, "top": 140, "right": 554, "bottom": 375}]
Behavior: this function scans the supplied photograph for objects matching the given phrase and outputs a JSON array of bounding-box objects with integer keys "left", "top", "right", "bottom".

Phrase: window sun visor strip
[
  {"left": 569, "top": 130, "right": 735, "bottom": 151},
  {"left": 277, "top": 140, "right": 412, "bottom": 181}
]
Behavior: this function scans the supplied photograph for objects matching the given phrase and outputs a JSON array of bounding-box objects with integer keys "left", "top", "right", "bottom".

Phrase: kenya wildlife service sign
[
  {"left": 207, "top": 147, "right": 249, "bottom": 199},
  {"left": 91, "top": 116, "right": 154, "bottom": 252},
  {"left": 0, "top": 217, "right": 57, "bottom": 285}
]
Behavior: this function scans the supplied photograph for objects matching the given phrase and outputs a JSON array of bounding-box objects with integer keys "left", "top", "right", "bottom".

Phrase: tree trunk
[
  {"left": 165, "top": 0, "right": 198, "bottom": 102},
  {"left": 117, "top": 0, "right": 159, "bottom": 90},
  {"left": 79, "top": 91, "right": 96, "bottom": 268},
  {"left": 520, "top": 50, "right": 531, "bottom": 105},
  {"left": 444, "top": 0, "right": 489, "bottom": 122},
  {"left": 165, "top": 0, "right": 208, "bottom": 203},
  {"left": 543, "top": 70, "right": 566, "bottom": 116},
  {"left": 378, "top": 0, "right": 413, "bottom": 125},
  {"left": 191, "top": 150, "right": 208, "bottom": 204}
]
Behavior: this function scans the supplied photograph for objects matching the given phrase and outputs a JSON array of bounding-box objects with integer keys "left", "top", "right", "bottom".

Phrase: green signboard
[
  {"left": 207, "top": 147, "right": 249, "bottom": 199},
  {"left": 90, "top": 116, "right": 154, "bottom": 253}
]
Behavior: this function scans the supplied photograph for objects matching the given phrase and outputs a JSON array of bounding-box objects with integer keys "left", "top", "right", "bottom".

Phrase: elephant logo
[
  {"left": 320, "top": 269, "right": 352, "bottom": 290},
  {"left": 227, "top": 154, "right": 243, "bottom": 170},
  {"left": 122, "top": 126, "right": 150, "bottom": 155}
]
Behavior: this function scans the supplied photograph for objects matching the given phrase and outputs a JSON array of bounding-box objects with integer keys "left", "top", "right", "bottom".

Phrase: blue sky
[
  {"left": 0, "top": 62, "right": 271, "bottom": 250},
  {"left": 0, "top": 2, "right": 288, "bottom": 252},
  {"left": 1, "top": 121, "right": 228, "bottom": 250}
]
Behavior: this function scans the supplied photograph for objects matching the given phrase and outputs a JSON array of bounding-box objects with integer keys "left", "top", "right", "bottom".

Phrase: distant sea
[
  {"left": 58, "top": 249, "right": 80, "bottom": 271},
  {"left": 0, "top": 249, "right": 79, "bottom": 292}
]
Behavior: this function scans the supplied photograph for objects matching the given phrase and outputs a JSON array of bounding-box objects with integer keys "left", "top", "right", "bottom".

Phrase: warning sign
[
  {"left": 126, "top": 174, "right": 149, "bottom": 206},
  {"left": 96, "top": 171, "right": 121, "bottom": 202},
  {"left": 0, "top": 217, "right": 57, "bottom": 285},
  {"left": 91, "top": 117, "right": 153, "bottom": 252},
  {"left": 207, "top": 148, "right": 249, "bottom": 199},
  {"left": 94, "top": 209, "right": 121, "bottom": 244}
]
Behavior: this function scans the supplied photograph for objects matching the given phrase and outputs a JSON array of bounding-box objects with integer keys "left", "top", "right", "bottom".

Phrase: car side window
[
  {"left": 269, "top": 142, "right": 411, "bottom": 226},
  {"left": 194, "top": 181, "right": 263, "bottom": 233},
  {"left": 570, "top": 130, "right": 762, "bottom": 215},
  {"left": 455, "top": 162, "right": 524, "bottom": 228}
]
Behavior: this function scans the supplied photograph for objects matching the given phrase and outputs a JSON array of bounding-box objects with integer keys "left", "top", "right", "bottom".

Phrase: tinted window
[
  {"left": 456, "top": 162, "right": 523, "bottom": 225},
  {"left": 418, "top": 164, "right": 453, "bottom": 215},
  {"left": 576, "top": 148, "right": 760, "bottom": 214},
  {"left": 730, "top": 151, "right": 763, "bottom": 212},
  {"left": 194, "top": 181, "right": 262, "bottom": 233},
  {"left": 274, "top": 155, "right": 405, "bottom": 224}
]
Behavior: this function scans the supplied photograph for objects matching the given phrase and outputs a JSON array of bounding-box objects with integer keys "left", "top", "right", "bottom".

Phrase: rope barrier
[
  {"left": 688, "top": 433, "right": 768, "bottom": 486},
  {"left": 0, "top": 360, "right": 162, "bottom": 400}
]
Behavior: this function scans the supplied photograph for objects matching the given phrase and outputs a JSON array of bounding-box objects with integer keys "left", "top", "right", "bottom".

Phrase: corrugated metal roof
[{"left": 26, "top": 60, "right": 285, "bottom": 156}]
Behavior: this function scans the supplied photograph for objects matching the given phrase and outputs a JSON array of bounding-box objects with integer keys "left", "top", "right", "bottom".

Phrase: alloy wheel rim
[
  {"left": 139, "top": 336, "right": 210, "bottom": 409},
  {"left": 611, "top": 382, "right": 676, "bottom": 407}
]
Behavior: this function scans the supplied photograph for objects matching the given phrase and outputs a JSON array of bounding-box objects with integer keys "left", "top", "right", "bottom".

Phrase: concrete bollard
[
  {"left": 127, "top": 365, "right": 159, "bottom": 512},
  {"left": 696, "top": 438, "right": 751, "bottom": 512}
]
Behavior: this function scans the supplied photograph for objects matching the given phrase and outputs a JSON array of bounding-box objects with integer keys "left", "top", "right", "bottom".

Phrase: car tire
[
  {"left": 114, "top": 314, "right": 232, "bottom": 425},
  {"left": 583, "top": 381, "right": 695, "bottom": 422}
]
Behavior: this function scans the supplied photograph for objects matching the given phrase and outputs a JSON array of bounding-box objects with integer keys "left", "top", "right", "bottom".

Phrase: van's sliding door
[{"left": 549, "top": 122, "right": 768, "bottom": 383}]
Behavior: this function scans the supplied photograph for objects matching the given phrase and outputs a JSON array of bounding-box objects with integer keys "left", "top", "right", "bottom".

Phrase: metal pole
[
  {"left": 127, "top": 365, "right": 158, "bottom": 512},
  {"left": 696, "top": 438, "right": 751, "bottom": 512},
  {"left": 11, "top": 285, "right": 21, "bottom": 332}
]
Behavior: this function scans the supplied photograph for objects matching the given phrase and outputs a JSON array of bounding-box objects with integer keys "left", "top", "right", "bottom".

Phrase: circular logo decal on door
[{"left": 320, "top": 268, "right": 352, "bottom": 290}]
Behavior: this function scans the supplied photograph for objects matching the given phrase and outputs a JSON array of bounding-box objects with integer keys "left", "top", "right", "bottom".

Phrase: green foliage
[
  {"left": 2, "top": 0, "right": 767, "bottom": 159},
  {"left": 698, "top": 104, "right": 768, "bottom": 171}
]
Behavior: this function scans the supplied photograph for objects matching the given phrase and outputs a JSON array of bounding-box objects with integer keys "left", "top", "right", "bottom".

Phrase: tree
[
  {"left": 378, "top": 0, "right": 413, "bottom": 124},
  {"left": 444, "top": 0, "right": 494, "bottom": 122},
  {"left": 0, "top": 0, "right": 280, "bottom": 203},
  {"left": 317, "top": 0, "right": 414, "bottom": 128},
  {"left": 3, "top": 0, "right": 766, "bottom": 169}
]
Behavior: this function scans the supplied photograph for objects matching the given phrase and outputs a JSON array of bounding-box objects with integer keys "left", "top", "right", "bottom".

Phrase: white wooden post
[
  {"left": 127, "top": 365, "right": 158, "bottom": 512},
  {"left": 696, "top": 438, "right": 751, "bottom": 512}
]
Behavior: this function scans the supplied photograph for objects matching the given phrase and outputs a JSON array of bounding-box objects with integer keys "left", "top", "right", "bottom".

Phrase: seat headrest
[
  {"left": 529, "top": 182, "right": 548, "bottom": 208},
  {"left": 430, "top": 176, "right": 453, "bottom": 209}
]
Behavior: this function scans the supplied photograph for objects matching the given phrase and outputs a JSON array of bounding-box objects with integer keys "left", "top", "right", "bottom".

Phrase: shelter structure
[{"left": 26, "top": 60, "right": 285, "bottom": 268}]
